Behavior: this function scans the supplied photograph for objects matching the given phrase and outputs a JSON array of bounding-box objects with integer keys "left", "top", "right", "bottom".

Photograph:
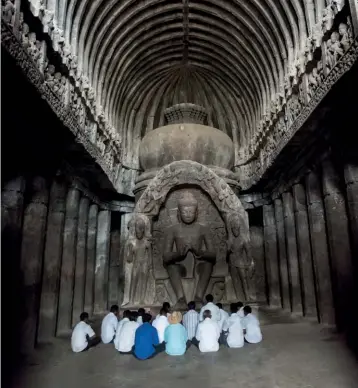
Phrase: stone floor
[{"left": 13, "top": 322, "right": 358, "bottom": 388}]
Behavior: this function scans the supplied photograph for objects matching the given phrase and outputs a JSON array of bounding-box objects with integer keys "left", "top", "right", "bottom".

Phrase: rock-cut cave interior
[{"left": 2, "top": 0, "right": 358, "bottom": 387}]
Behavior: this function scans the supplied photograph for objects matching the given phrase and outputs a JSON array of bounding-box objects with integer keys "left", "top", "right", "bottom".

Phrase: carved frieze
[
  {"left": 1, "top": 20, "right": 120, "bottom": 188},
  {"left": 240, "top": 39, "right": 358, "bottom": 189}
]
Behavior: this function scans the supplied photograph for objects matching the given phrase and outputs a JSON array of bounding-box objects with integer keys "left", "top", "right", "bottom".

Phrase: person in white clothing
[
  {"left": 183, "top": 301, "right": 199, "bottom": 341},
  {"left": 242, "top": 306, "right": 262, "bottom": 344},
  {"left": 216, "top": 303, "right": 229, "bottom": 332},
  {"left": 192, "top": 310, "right": 220, "bottom": 352},
  {"left": 117, "top": 312, "right": 140, "bottom": 353},
  {"left": 237, "top": 301, "right": 245, "bottom": 318},
  {"left": 152, "top": 308, "right": 169, "bottom": 343},
  {"left": 199, "top": 294, "right": 221, "bottom": 322},
  {"left": 137, "top": 308, "right": 145, "bottom": 325},
  {"left": 114, "top": 310, "right": 131, "bottom": 350},
  {"left": 222, "top": 303, "right": 244, "bottom": 348},
  {"left": 101, "top": 305, "right": 119, "bottom": 344},
  {"left": 71, "top": 312, "right": 100, "bottom": 353}
]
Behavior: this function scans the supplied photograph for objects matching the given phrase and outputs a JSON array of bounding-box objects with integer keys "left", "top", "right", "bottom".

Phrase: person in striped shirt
[{"left": 182, "top": 301, "right": 199, "bottom": 341}]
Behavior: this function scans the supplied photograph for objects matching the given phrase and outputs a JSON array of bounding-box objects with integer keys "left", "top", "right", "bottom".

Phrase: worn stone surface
[
  {"left": 38, "top": 179, "right": 67, "bottom": 343},
  {"left": 14, "top": 323, "right": 358, "bottom": 388},
  {"left": 72, "top": 197, "right": 90, "bottom": 325},
  {"left": 1, "top": 176, "right": 26, "bottom": 360},
  {"left": 322, "top": 160, "right": 353, "bottom": 331},
  {"left": 250, "top": 226, "right": 266, "bottom": 303},
  {"left": 94, "top": 210, "right": 111, "bottom": 314},
  {"left": 139, "top": 121, "right": 234, "bottom": 172},
  {"left": 292, "top": 183, "right": 317, "bottom": 319},
  {"left": 84, "top": 204, "right": 98, "bottom": 316},
  {"left": 20, "top": 177, "right": 49, "bottom": 353},
  {"left": 305, "top": 170, "right": 335, "bottom": 325},
  {"left": 57, "top": 188, "right": 80, "bottom": 335},
  {"left": 108, "top": 225, "right": 121, "bottom": 307},
  {"left": 263, "top": 204, "right": 280, "bottom": 307},
  {"left": 344, "top": 163, "right": 358, "bottom": 262},
  {"left": 274, "top": 198, "right": 290, "bottom": 310},
  {"left": 282, "top": 191, "right": 302, "bottom": 315}
]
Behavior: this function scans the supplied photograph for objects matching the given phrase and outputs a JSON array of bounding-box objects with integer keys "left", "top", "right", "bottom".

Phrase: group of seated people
[{"left": 71, "top": 294, "right": 262, "bottom": 359}]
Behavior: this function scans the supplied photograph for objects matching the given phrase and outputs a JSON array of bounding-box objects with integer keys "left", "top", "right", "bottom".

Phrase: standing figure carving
[
  {"left": 227, "top": 214, "right": 255, "bottom": 301},
  {"left": 163, "top": 191, "right": 216, "bottom": 307},
  {"left": 122, "top": 214, "right": 153, "bottom": 306}
]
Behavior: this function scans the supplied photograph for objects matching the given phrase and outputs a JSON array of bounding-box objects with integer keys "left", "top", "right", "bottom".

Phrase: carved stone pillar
[
  {"left": 108, "top": 213, "right": 121, "bottom": 306},
  {"left": 306, "top": 170, "right": 335, "bottom": 325},
  {"left": 263, "top": 204, "right": 280, "bottom": 307},
  {"left": 1, "top": 176, "right": 26, "bottom": 271},
  {"left": 94, "top": 210, "right": 111, "bottom": 314},
  {"left": 282, "top": 191, "right": 302, "bottom": 314},
  {"left": 250, "top": 225, "right": 266, "bottom": 303},
  {"left": 1, "top": 176, "right": 26, "bottom": 233},
  {"left": 293, "top": 183, "right": 317, "bottom": 319},
  {"left": 20, "top": 177, "right": 49, "bottom": 353},
  {"left": 72, "top": 197, "right": 90, "bottom": 325},
  {"left": 274, "top": 198, "right": 290, "bottom": 310},
  {"left": 38, "top": 178, "right": 67, "bottom": 343},
  {"left": 57, "top": 187, "right": 80, "bottom": 335},
  {"left": 84, "top": 204, "right": 98, "bottom": 316},
  {"left": 322, "top": 160, "right": 353, "bottom": 330},
  {"left": 2, "top": 177, "right": 26, "bottom": 356},
  {"left": 344, "top": 163, "right": 358, "bottom": 262}
]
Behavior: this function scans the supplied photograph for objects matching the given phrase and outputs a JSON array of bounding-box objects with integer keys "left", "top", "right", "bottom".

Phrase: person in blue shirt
[
  {"left": 164, "top": 311, "right": 189, "bottom": 356},
  {"left": 133, "top": 313, "right": 162, "bottom": 360}
]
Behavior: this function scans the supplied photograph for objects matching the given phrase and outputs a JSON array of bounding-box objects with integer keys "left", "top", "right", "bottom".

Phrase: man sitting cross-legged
[
  {"left": 242, "top": 305, "right": 262, "bottom": 344},
  {"left": 101, "top": 304, "right": 119, "bottom": 344},
  {"left": 71, "top": 312, "right": 100, "bottom": 353},
  {"left": 192, "top": 310, "right": 220, "bottom": 353},
  {"left": 152, "top": 308, "right": 169, "bottom": 344},
  {"left": 116, "top": 311, "right": 140, "bottom": 354},
  {"left": 222, "top": 303, "right": 244, "bottom": 348},
  {"left": 183, "top": 301, "right": 199, "bottom": 342},
  {"left": 164, "top": 311, "right": 189, "bottom": 356},
  {"left": 134, "top": 313, "right": 163, "bottom": 360},
  {"left": 199, "top": 294, "right": 221, "bottom": 322},
  {"left": 114, "top": 310, "right": 131, "bottom": 351}
]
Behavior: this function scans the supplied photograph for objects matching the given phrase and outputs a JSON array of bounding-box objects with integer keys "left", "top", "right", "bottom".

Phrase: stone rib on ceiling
[{"left": 52, "top": 0, "right": 320, "bottom": 164}]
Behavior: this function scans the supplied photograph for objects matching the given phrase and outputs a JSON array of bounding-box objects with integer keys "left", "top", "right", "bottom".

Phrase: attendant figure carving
[
  {"left": 339, "top": 22, "right": 353, "bottom": 52},
  {"left": 122, "top": 215, "right": 153, "bottom": 306},
  {"left": 3, "top": 0, "right": 15, "bottom": 25},
  {"left": 227, "top": 214, "right": 255, "bottom": 301},
  {"left": 163, "top": 191, "right": 216, "bottom": 307},
  {"left": 326, "top": 32, "right": 344, "bottom": 70}
]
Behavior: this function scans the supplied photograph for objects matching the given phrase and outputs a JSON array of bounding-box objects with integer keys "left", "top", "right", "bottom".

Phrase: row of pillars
[
  {"left": 263, "top": 159, "right": 358, "bottom": 326},
  {"left": 2, "top": 175, "right": 124, "bottom": 354}
]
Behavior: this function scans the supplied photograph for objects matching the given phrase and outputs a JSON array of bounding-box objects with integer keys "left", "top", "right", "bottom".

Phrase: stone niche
[
  {"left": 122, "top": 104, "right": 254, "bottom": 309},
  {"left": 152, "top": 186, "right": 234, "bottom": 305}
]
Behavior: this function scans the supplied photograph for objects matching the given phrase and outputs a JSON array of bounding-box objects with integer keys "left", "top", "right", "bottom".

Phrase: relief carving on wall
[{"left": 125, "top": 161, "right": 254, "bottom": 307}]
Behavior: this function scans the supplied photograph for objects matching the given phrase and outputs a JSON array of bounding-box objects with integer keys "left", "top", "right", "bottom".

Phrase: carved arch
[{"left": 134, "top": 160, "right": 249, "bottom": 241}]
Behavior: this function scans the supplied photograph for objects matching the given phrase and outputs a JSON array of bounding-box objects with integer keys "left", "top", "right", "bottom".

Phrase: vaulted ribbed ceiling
[{"left": 53, "top": 0, "right": 323, "bottom": 165}]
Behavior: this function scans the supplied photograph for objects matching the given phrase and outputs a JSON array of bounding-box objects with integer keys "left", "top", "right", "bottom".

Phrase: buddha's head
[{"left": 178, "top": 191, "right": 198, "bottom": 224}]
